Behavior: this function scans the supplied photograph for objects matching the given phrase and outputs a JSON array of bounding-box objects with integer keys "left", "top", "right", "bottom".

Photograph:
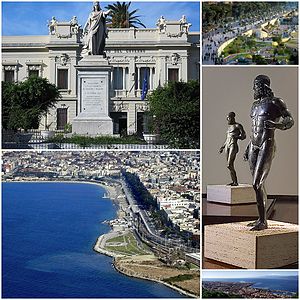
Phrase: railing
[{"left": 2, "top": 130, "right": 169, "bottom": 150}]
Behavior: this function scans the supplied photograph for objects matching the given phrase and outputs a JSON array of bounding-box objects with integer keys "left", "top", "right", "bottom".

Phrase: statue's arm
[
  {"left": 237, "top": 124, "right": 246, "bottom": 140},
  {"left": 83, "top": 15, "right": 91, "bottom": 33},
  {"left": 219, "top": 140, "right": 226, "bottom": 153},
  {"left": 265, "top": 98, "right": 294, "bottom": 130},
  {"left": 103, "top": 9, "right": 111, "bottom": 17},
  {"left": 243, "top": 141, "right": 250, "bottom": 161}
]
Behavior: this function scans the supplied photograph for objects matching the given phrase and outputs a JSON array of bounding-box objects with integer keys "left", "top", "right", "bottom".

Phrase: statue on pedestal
[
  {"left": 219, "top": 112, "right": 246, "bottom": 186},
  {"left": 244, "top": 75, "right": 294, "bottom": 231},
  {"left": 82, "top": 2, "right": 111, "bottom": 56}
]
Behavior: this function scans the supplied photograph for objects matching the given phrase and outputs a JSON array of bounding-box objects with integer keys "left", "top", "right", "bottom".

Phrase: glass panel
[
  {"left": 57, "top": 69, "right": 68, "bottom": 89},
  {"left": 4, "top": 70, "right": 14, "bottom": 83}
]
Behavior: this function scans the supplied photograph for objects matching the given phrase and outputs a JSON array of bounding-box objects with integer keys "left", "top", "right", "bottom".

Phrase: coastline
[
  {"left": 4, "top": 179, "right": 198, "bottom": 298},
  {"left": 94, "top": 236, "right": 197, "bottom": 298}
]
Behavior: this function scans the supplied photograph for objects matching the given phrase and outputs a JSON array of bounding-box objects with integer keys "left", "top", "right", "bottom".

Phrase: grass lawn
[{"left": 105, "top": 232, "right": 150, "bottom": 256}]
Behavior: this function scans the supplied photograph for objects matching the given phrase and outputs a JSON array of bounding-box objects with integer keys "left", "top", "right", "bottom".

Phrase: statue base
[
  {"left": 72, "top": 116, "right": 113, "bottom": 136},
  {"left": 72, "top": 55, "right": 113, "bottom": 136},
  {"left": 204, "top": 220, "right": 298, "bottom": 269},
  {"left": 207, "top": 184, "right": 256, "bottom": 205}
]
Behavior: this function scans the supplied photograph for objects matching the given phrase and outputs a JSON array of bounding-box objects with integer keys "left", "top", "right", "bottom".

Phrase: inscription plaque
[{"left": 82, "top": 78, "right": 107, "bottom": 114}]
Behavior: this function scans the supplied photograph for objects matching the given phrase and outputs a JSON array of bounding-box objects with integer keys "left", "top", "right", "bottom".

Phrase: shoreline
[
  {"left": 93, "top": 236, "right": 197, "bottom": 298},
  {"left": 2, "top": 179, "right": 116, "bottom": 199},
  {"left": 4, "top": 179, "right": 198, "bottom": 298}
]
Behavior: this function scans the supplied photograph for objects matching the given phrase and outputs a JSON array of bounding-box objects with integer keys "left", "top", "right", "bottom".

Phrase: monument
[
  {"left": 207, "top": 112, "right": 255, "bottom": 205},
  {"left": 219, "top": 112, "right": 246, "bottom": 186},
  {"left": 244, "top": 74, "right": 294, "bottom": 231},
  {"left": 72, "top": 1, "right": 113, "bottom": 135}
]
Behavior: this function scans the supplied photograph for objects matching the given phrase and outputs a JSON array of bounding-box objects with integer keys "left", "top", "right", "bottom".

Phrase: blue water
[
  {"left": 203, "top": 276, "right": 298, "bottom": 293},
  {"left": 2, "top": 182, "right": 185, "bottom": 298}
]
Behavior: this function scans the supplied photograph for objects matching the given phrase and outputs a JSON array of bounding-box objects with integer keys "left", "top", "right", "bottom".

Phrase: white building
[{"left": 2, "top": 16, "right": 199, "bottom": 135}]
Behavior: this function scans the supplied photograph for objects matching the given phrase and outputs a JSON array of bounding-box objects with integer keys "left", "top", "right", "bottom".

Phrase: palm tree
[{"left": 105, "top": 2, "right": 146, "bottom": 28}]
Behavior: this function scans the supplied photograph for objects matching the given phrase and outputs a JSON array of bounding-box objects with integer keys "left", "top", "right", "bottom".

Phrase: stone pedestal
[
  {"left": 72, "top": 56, "right": 113, "bottom": 136},
  {"left": 204, "top": 220, "right": 298, "bottom": 269},
  {"left": 207, "top": 184, "right": 256, "bottom": 205}
]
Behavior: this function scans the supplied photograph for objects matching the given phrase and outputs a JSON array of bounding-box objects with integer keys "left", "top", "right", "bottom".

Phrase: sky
[
  {"left": 203, "top": 270, "right": 299, "bottom": 279},
  {"left": 2, "top": 1, "right": 200, "bottom": 36}
]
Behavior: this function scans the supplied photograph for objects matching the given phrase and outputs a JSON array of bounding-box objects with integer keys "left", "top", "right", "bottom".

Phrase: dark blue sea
[
  {"left": 2, "top": 182, "right": 185, "bottom": 298},
  {"left": 203, "top": 276, "right": 298, "bottom": 293}
]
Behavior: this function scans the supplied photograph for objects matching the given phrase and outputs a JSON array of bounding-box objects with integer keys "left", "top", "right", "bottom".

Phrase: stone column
[
  {"left": 127, "top": 103, "right": 136, "bottom": 134},
  {"left": 149, "top": 68, "right": 153, "bottom": 90},
  {"left": 128, "top": 58, "right": 135, "bottom": 97},
  {"left": 181, "top": 56, "right": 188, "bottom": 82},
  {"left": 122, "top": 67, "right": 126, "bottom": 91},
  {"left": 137, "top": 67, "right": 141, "bottom": 90}
]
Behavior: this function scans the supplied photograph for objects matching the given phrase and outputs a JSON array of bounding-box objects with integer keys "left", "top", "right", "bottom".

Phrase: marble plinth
[{"left": 207, "top": 184, "right": 256, "bottom": 205}]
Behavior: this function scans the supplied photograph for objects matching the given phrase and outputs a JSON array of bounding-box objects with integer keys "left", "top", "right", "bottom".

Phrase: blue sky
[
  {"left": 203, "top": 270, "right": 299, "bottom": 279},
  {"left": 2, "top": 1, "right": 200, "bottom": 36}
]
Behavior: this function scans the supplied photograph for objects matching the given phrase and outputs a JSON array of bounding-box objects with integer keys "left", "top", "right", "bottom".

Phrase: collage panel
[
  {"left": 202, "top": 270, "right": 298, "bottom": 298},
  {"left": 202, "top": 1, "right": 298, "bottom": 65},
  {"left": 2, "top": 1, "right": 200, "bottom": 151},
  {"left": 2, "top": 150, "right": 200, "bottom": 298},
  {"left": 202, "top": 66, "right": 298, "bottom": 270}
]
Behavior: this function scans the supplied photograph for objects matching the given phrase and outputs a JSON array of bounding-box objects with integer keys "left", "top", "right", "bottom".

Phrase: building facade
[{"left": 2, "top": 16, "right": 200, "bottom": 135}]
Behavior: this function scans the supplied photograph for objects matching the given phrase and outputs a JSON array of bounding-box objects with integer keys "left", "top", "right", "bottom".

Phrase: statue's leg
[
  {"left": 227, "top": 147, "right": 238, "bottom": 186},
  {"left": 250, "top": 139, "right": 274, "bottom": 231},
  {"left": 247, "top": 143, "right": 260, "bottom": 227}
]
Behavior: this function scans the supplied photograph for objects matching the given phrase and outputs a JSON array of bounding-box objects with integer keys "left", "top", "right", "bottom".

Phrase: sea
[
  {"left": 2, "top": 182, "right": 185, "bottom": 298},
  {"left": 203, "top": 276, "right": 298, "bottom": 293}
]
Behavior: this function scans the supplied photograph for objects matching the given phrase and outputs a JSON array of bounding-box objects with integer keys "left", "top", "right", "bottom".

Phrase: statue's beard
[
  {"left": 254, "top": 85, "right": 273, "bottom": 100},
  {"left": 254, "top": 88, "right": 263, "bottom": 100}
]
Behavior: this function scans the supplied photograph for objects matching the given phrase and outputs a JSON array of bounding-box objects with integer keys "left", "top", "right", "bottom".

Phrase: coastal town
[
  {"left": 2, "top": 151, "right": 200, "bottom": 297},
  {"left": 203, "top": 281, "right": 298, "bottom": 298}
]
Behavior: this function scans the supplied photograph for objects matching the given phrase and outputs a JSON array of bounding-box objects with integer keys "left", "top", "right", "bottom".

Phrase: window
[
  {"left": 168, "top": 68, "right": 179, "bottom": 82},
  {"left": 113, "top": 67, "right": 123, "bottom": 90},
  {"left": 57, "top": 108, "right": 68, "bottom": 130},
  {"left": 4, "top": 70, "right": 14, "bottom": 82},
  {"left": 57, "top": 69, "right": 68, "bottom": 89},
  {"left": 29, "top": 70, "right": 39, "bottom": 78},
  {"left": 139, "top": 67, "right": 150, "bottom": 90}
]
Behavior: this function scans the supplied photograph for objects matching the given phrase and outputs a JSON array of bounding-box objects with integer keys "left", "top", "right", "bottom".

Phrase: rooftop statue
[
  {"left": 244, "top": 75, "right": 294, "bottom": 231},
  {"left": 82, "top": 1, "right": 111, "bottom": 56},
  {"left": 219, "top": 112, "right": 246, "bottom": 186}
]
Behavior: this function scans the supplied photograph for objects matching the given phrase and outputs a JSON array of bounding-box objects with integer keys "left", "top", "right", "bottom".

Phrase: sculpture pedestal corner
[{"left": 204, "top": 220, "right": 298, "bottom": 269}]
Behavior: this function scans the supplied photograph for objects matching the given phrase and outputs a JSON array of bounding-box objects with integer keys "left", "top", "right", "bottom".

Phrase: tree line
[{"left": 203, "top": 2, "right": 288, "bottom": 28}]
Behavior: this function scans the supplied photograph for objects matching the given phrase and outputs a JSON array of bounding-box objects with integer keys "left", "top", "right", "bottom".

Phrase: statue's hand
[
  {"left": 264, "top": 120, "right": 277, "bottom": 129},
  {"left": 219, "top": 147, "right": 224, "bottom": 154},
  {"left": 105, "top": 9, "right": 112, "bottom": 15}
]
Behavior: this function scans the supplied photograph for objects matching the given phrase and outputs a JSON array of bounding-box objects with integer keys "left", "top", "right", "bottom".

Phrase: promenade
[{"left": 203, "top": 10, "right": 295, "bottom": 65}]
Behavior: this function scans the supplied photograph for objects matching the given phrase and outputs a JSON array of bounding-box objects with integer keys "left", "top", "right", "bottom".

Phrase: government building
[{"left": 2, "top": 16, "right": 200, "bottom": 136}]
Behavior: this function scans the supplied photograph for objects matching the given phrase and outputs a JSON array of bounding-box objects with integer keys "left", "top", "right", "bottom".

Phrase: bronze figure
[
  {"left": 219, "top": 112, "right": 246, "bottom": 186},
  {"left": 244, "top": 75, "right": 294, "bottom": 231}
]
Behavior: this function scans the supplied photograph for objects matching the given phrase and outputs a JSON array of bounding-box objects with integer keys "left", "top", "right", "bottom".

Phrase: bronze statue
[
  {"left": 82, "top": 2, "right": 111, "bottom": 56},
  {"left": 219, "top": 112, "right": 246, "bottom": 186},
  {"left": 244, "top": 75, "right": 294, "bottom": 231}
]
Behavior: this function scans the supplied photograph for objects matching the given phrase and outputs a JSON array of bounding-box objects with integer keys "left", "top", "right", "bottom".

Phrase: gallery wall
[{"left": 202, "top": 66, "right": 298, "bottom": 195}]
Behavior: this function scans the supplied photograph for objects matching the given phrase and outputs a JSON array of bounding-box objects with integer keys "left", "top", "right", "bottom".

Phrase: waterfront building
[{"left": 2, "top": 16, "right": 200, "bottom": 135}]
